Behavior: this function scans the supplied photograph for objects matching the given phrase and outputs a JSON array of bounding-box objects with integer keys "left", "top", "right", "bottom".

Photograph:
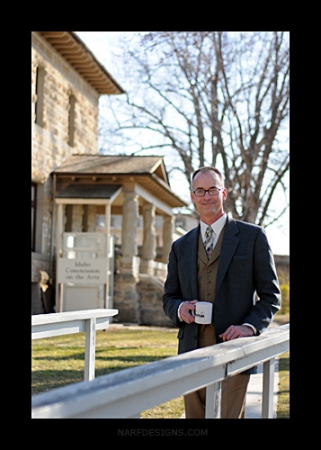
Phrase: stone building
[{"left": 32, "top": 31, "right": 187, "bottom": 326}]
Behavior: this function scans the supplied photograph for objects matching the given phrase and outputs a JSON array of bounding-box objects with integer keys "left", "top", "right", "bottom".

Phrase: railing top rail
[
  {"left": 32, "top": 323, "right": 289, "bottom": 418},
  {"left": 31, "top": 309, "right": 118, "bottom": 326}
]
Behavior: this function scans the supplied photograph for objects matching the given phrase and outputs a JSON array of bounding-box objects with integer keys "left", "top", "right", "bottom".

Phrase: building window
[
  {"left": 35, "top": 66, "right": 45, "bottom": 126},
  {"left": 31, "top": 183, "right": 37, "bottom": 251},
  {"left": 68, "top": 95, "right": 76, "bottom": 147}
]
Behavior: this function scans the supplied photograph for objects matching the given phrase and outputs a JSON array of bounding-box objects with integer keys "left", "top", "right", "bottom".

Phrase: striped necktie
[{"left": 204, "top": 226, "right": 214, "bottom": 258}]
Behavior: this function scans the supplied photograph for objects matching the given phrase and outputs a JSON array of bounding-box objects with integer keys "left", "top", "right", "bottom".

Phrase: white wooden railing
[
  {"left": 32, "top": 323, "right": 289, "bottom": 419},
  {"left": 32, "top": 309, "right": 118, "bottom": 381}
]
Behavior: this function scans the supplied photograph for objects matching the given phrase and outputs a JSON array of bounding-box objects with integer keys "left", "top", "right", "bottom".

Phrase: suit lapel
[
  {"left": 184, "top": 226, "right": 200, "bottom": 299},
  {"left": 215, "top": 216, "right": 239, "bottom": 294}
]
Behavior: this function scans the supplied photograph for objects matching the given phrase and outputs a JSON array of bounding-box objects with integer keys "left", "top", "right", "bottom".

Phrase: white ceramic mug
[{"left": 194, "top": 301, "right": 213, "bottom": 324}]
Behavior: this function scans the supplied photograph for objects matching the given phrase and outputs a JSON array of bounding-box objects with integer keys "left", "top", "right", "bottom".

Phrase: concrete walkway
[{"left": 245, "top": 359, "right": 279, "bottom": 418}]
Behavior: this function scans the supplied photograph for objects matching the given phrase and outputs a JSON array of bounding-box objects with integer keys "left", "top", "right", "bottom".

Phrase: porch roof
[
  {"left": 56, "top": 184, "right": 122, "bottom": 199},
  {"left": 53, "top": 154, "right": 188, "bottom": 209}
]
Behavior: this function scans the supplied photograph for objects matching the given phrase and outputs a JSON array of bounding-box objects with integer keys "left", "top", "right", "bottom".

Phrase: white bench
[{"left": 32, "top": 308, "right": 118, "bottom": 381}]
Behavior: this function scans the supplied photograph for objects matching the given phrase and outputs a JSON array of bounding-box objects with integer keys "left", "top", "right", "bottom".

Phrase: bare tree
[{"left": 99, "top": 31, "right": 289, "bottom": 227}]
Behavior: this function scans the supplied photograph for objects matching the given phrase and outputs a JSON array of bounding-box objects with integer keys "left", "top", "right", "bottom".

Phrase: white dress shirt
[{"left": 200, "top": 213, "right": 227, "bottom": 249}]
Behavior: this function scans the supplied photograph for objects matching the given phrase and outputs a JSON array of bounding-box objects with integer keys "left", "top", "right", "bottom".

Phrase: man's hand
[
  {"left": 179, "top": 300, "right": 197, "bottom": 324},
  {"left": 219, "top": 325, "right": 254, "bottom": 341}
]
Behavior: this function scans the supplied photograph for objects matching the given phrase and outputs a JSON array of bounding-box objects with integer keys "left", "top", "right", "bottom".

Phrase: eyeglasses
[{"left": 192, "top": 187, "right": 223, "bottom": 197}]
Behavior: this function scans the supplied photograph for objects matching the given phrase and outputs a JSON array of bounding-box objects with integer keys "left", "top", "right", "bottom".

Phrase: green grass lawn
[
  {"left": 32, "top": 326, "right": 184, "bottom": 418},
  {"left": 32, "top": 316, "right": 289, "bottom": 418}
]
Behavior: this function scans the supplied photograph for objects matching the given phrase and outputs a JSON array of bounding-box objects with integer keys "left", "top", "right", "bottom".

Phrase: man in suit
[{"left": 163, "top": 166, "right": 281, "bottom": 418}]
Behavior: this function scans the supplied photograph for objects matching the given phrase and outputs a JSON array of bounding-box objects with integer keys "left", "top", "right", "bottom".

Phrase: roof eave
[{"left": 34, "top": 31, "right": 125, "bottom": 96}]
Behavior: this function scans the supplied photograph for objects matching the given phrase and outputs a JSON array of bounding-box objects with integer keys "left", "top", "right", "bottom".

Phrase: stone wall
[
  {"left": 136, "top": 275, "right": 173, "bottom": 327},
  {"left": 31, "top": 32, "right": 100, "bottom": 311},
  {"left": 32, "top": 35, "right": 99, "bottom": 258},
  {"left": 274, "top": 254, "right": 290, "bottom": 283},
  {"left": 31, "top": 33, "right": 99, "bottom": 164},
  {"left": 112, "top": 273, "right": 173, "bottom": 327}
]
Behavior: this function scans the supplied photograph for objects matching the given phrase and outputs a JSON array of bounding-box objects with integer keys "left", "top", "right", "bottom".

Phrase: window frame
[{"left": 31, "top": 182, "right": 37, "bottom": 251}]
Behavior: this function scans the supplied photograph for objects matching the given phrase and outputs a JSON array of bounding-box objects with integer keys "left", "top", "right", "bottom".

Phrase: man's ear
[{"left": 223, "top": 188, "right": 228, "bottom": 201}]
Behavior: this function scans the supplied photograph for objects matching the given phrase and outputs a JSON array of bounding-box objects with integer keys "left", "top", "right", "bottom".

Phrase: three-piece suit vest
[{"left": 196, "top": 224, "right": 225, "bottom": 348}]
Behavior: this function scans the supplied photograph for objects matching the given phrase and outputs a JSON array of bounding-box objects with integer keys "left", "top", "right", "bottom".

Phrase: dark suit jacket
[{"left": 163, "top": 215, "right": 281, "bottom": 363}]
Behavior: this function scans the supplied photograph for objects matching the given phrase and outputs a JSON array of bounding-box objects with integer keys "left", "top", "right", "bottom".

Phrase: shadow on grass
[
  {"left": 32, "top": 346, "right": 148, "bottom": 362},
  {"left": 32, "top": 353, "right": 172, "bottom": 396}
]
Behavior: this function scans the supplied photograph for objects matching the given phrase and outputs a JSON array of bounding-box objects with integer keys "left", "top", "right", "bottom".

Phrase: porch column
[
  {"left": 140, "top": 203, "right": 156, "bottom": 275},
  {"left": 161, "top": 215, "right": 175, "bottom": 263},
  {"left": 71, "top": 205, "right": 83, "bottom": 232},
  {"left": 86, "top": 205, "right": 97, "bottom": 231},
  {"left": 114, "top": 188, "right": 140, "bottom": 324},
  {"left": 121, "top": 189, "right": 139, "bottom": 269}
]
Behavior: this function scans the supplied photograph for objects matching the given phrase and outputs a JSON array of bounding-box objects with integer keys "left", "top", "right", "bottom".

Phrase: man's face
[{"left": 191, "top": 171, "right": 227, "bottom": 221}]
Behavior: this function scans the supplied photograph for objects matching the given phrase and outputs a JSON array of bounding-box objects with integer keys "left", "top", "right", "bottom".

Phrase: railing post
[
  {"left": 262, "top": 357, "right": 275, "bottom": 418},
  {"left": 205, "top": 381, "right": 222, "bottom": 418},
  {"left": 84, "top": 318, "right": 96, "bottom": 381}
]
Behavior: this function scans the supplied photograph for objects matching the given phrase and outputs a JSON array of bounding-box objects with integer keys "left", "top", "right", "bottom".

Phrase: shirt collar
[{"left": 200, "top": 213, "right": 227, "bottom": 240}]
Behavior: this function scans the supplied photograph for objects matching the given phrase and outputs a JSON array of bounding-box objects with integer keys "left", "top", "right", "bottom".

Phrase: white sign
[{"left": 57, "top": 258, "right": 107, "bottom": 285}]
